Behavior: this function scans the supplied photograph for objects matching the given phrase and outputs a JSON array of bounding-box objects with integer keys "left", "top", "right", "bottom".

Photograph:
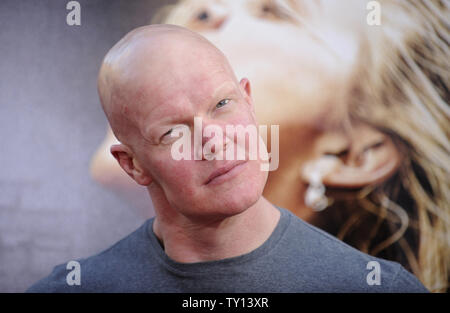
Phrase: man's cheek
[
  {"left": 230, "top": 105, "right": 254, "bottom": 123},
  {"left": 230, "top": 112, "right": 258, "bottom": 133},
  {"left": 164, "top": 163, "right": 201, "bottom": 202},
  {"left": 162, "top": 161, "right": 197, "bottom": 186}
]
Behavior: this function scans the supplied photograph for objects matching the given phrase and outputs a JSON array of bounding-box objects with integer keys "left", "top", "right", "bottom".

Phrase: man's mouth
[{"left": 205, "top": 160, "right": 248, "bottom": 185}]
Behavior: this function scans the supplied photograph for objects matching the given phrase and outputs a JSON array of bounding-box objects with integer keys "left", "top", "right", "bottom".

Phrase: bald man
[{"left": 27, "top": 25, "right": 427, "bottom": 293}]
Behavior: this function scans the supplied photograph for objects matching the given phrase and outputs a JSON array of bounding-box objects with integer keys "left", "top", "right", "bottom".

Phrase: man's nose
[{"left": 197, "top": 122, "right": 230, "bottom": 160}]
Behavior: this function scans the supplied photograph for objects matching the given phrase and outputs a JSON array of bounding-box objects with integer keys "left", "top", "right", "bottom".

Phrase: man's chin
[
  {"left": 185, "top": 190, "right": 262, "bottom": 223},
  {"left": 213, "top": 188, "right": 262, "bottom": 217}
]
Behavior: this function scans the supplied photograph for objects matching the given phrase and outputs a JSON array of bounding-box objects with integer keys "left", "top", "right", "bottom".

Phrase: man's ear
[
  {"left": 110, "top": 144, "right": 152, "bottom": 186},
  {"left": 309, "top": 124, "right": 402, "bottom": 189},
  {"left": 239, "top": 77, "right": 253, "bottom": 108},
  {"left": 239, "top": 77, "right": 257, "bottom": 121}
]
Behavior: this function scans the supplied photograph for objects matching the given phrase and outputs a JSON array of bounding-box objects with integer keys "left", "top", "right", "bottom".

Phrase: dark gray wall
[{"left": 0, "top": 0, "right": 173, "bottom": 292}]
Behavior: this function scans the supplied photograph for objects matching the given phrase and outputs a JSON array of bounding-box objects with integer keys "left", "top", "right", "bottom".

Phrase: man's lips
[{"left": 205, "top": 160, "right": 248, "bottom": 185}]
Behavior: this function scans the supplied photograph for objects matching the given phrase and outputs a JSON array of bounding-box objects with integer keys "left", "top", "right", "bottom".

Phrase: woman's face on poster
[{"left": 176, "top": 0, "right": 366, "bottom": 132}]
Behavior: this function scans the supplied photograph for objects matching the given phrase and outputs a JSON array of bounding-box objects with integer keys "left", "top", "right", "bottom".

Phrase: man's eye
[
  {"left": 160, "top": 125, "right": 187, "bottom": 144},
  {"left": 160, "top": 128, "right": 176, "bottom": 145},
  {"left": 216, "top": 99, "right": 230, "bottom": 109},
  {"left": 163, "top": 128, "right": 173, "bottom": 137}
]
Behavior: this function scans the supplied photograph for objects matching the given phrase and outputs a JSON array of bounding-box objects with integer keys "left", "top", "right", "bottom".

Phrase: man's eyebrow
[
  {"left": 212, "top": 81, "right": 239, "bottom": 100},
  {"left": 143, "top": 114, "right": 177, "bottom": 138},
  {"left": 143, "top": 109, "right": 192, "bottom": 141}
]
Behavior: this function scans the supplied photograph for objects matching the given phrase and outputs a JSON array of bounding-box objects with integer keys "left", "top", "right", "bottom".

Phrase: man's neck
[{"left": 152, "top": 196, "right": 280, "bottom": 263}]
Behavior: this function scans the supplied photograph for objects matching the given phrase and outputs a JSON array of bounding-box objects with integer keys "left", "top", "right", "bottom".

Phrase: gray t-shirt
[{"left": 27, "top": 206, "right": 428, "bottom": 292}]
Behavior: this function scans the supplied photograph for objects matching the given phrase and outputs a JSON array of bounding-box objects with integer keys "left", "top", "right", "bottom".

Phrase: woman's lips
[{"left": 205, "top": 160, "right": 248, "bottom": 185}]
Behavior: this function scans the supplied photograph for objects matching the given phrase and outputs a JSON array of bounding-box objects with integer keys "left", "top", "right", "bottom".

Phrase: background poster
[{"left": 0, "top": 0, "right": 448, "bottom": 292}]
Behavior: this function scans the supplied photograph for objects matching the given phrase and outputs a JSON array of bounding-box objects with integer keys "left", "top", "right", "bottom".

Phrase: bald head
[
  {"left": 95, "top": 24, "right": 264, "bottom": 221},
  {"left": 97, "top": 24, "right": 235, "bottom": 148}
]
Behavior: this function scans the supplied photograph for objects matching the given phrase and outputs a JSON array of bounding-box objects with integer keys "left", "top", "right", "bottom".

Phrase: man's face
[{"left": 129, "top": 43, "right": 268, "bottom": 220}]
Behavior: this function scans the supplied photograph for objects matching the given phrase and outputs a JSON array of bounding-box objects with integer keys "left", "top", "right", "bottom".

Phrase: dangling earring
[
  {"left": 302, "top": 156, "right": 339, "bottom": 212},
  {"left": 304, "top": 173, "right": 328, "bottom": 212}
]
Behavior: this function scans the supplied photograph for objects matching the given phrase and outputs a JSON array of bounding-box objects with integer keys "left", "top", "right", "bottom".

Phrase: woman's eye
[
  {"left": 262, "top": 4, "right": 272, "bottom": 14},
  {"left": 260, "top": 4, "right": 278, "bottom": 18},
  {"left": 216, "top": 99, "right": 230, "bottom": 109},
  {"left": 258, "top": 3, "right": 291, "bottom": 22},
  {"left": 196, "top": 10, "right": 209, "bottom": 21}
]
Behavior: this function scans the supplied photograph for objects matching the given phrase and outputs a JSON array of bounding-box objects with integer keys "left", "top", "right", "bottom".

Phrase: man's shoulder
[
  {"left": 26, "top": 219, "right": 155, "bottom": 293},
  {"left": 277, "top": 207, "right": 428, "bottom": 292}
]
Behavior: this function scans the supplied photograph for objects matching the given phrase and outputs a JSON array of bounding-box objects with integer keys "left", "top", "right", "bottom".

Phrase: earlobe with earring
[{"left": 302, "top": 155, "right": 340, "bottom": 212}]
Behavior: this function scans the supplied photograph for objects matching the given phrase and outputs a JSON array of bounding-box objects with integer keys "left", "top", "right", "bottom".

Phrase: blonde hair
[
  {"left": 345, "top": 0, "right": 450, "bottom": 292},
  {"left": 155, "top": 0, "right": 450, "bottom": 292}
]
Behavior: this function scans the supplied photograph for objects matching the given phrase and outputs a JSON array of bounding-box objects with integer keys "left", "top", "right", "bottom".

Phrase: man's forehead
[
  {"left": 131, "top": 46, "right": 233, "bottom": 102},
  {"left": 127, "top": 39, "right": 233, "bottom": 99},
  {"left": 139, "top": 73, "right": 239, "bottom": 130}
]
